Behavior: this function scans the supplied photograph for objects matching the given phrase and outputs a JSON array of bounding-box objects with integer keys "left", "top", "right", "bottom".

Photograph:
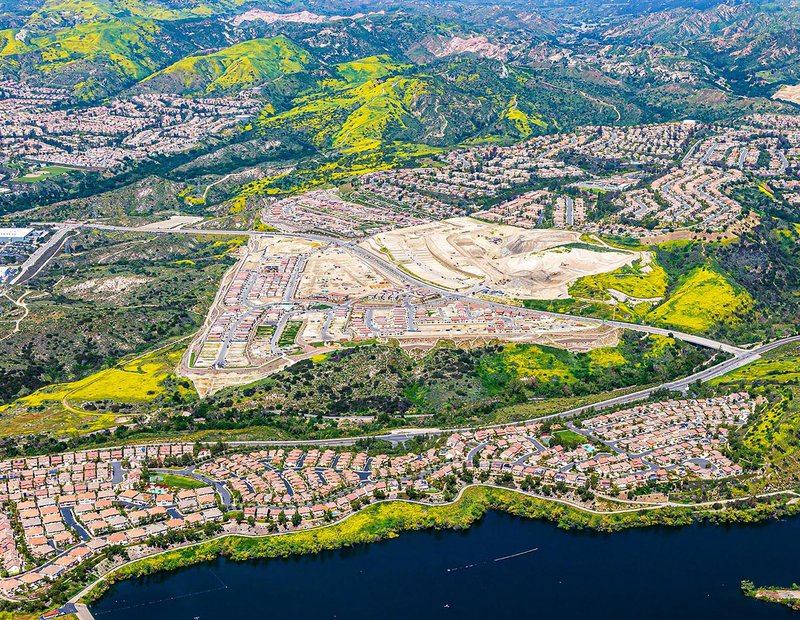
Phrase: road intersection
[{"left": 7, "top": 219, "right": 797, "bottom": 450}]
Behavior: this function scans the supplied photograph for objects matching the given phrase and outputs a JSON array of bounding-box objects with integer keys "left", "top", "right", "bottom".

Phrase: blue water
[{"left": 90, "top": 511, "right": 798, "bottom": 619}]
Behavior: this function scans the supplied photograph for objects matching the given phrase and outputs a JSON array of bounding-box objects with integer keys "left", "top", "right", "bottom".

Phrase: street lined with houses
[{"left": 0, "top": 392, "right": 769, "bottom": 609}]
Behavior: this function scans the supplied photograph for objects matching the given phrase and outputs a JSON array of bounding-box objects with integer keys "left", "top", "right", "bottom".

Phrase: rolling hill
[
  {"left": 0, "top": 0, "right": 262, "bottom": 99},
  {"left": 139, "top": 36, "right": 317, "bottom": 97}
]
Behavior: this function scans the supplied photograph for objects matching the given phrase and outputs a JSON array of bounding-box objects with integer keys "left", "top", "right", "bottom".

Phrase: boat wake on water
[
  {"left": 446, "top": 547, "right": 539, "bottom": 572},
  {"left": 494, "top": 547, "right": 539, "bottom": 562},
  {"left": 92, "top": 568, "right": 228, "bottom": 615}
]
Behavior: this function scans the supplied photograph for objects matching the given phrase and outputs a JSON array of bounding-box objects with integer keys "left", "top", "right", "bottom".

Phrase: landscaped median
[{"left": 79, "top": 485, "right": 800, "bottom": 606}]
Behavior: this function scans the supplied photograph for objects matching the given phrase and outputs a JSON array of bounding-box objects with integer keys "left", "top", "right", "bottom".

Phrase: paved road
[
  {"left": 565, "top": 196, "right": 574, "bottom": 226},
  {"left": 9, "top": 225, "right": 78, "bottom": 286},
  {"left": 154, "top": 467, "right": 233, "bottom": 508},
  {"left": 60, "top": 507, "right": 91, "bottom": 542},
  {"left": 71, "top": 221, "right": 746, "bottom": 355},
  {"left": 223, "top": 334, "right": 800, "bottom": 449},
  {"left": 110, "top": 461, "right": 124, "bottom": 485}
]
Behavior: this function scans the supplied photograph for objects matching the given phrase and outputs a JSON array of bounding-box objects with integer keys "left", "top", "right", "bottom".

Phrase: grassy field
[
  {"left": 0, "top": 343, "right": 187, "bottom": 438},
  {"left": 159, "top": 473, "right": 206, "bottom": 490},
  {"left": 550, "top": 429, "right": 587, "bottom": 450},
  {"left": 16, "top": 165, "right": 76, "bottom": 183},
  {"left": 647, "top": 266, "right": 753, "bottom": 333}
]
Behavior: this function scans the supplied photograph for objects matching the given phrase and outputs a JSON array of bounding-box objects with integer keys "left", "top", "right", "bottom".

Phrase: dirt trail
[{"left": 0, "top": 290, "right": 45, "bottom": 341}]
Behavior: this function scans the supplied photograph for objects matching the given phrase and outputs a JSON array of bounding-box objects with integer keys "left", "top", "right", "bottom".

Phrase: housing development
[
  {"left": 0, "top": 394, "right": 756, "bottom": 600},
  {"left": 0, "top": 0, "right": 799, "bottom": 616},
  {"left": 0, "top": 80, "right": 259, "bottom": 172}
]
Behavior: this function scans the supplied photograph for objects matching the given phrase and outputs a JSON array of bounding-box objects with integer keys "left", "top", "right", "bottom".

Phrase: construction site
[{"left": 181, "top": 219, "right": 633, "bottom": 394}]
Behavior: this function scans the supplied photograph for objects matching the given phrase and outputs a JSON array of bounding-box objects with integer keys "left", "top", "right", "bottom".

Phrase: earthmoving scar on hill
[{"left": 54, "top": 219, "right": 748, "bottom": 399}]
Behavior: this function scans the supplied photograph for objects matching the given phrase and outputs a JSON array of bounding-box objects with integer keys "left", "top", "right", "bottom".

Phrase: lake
[{"left": 90, "top": 511, "right": 798, "bottom": 619}]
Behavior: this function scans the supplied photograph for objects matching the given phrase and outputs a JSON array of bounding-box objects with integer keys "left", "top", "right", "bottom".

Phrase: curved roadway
[
  {"left": 60, "top": 221, "right": 799, "bottom": 448},
  {"left": 77, "top": 222, "right": 746, "bottom": 354}
]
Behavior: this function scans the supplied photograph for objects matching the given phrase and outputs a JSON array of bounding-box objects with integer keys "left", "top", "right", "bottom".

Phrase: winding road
[
  {"left": 13, "top": 219, "right": 797, "bottom": 449},
  {"left": 73, "top": 221, "right": 746, "bottom": 355}
]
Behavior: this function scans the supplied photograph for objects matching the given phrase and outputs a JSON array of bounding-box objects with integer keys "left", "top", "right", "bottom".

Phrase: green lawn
[
  {"left": 160, "top": 473, "right": 206, "bottom": 490},
  {"left": 550, "top": 429, "right": 587, "bottom": 450},
  {"left": 16, "top": 165, "right": 76, "bottom": 183},
  {"left": 278, "top": 321, "right": 302, "bottom": 347}
]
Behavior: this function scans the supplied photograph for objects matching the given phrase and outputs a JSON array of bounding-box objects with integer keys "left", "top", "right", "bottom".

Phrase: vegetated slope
[
  {"left": 256, "top": 56, "right": 617, "bottom": 154},
  {"left": 0, "top": 333, "right": 714, "bottom": 448},
  {"left": 653, "top": 214, "right": 800, "bottom": 342},
  {"left": 570, "top": 258, "right": 669, "bottom": 301},
  {"left": 5, "top": 19, "right": 170, "bottom": 100},
  {"left": 260, "top": 74, "right": 440, "bottom": 153},
  {"left": 139, "top": 36, "right": 317, "bottom": 98},
  {"left": 714, "top": 341, "right": 800, "bottom": 388},
  {"left": 34, "top": 176, "right": 188, "bottom": 221},
  {"left": 186, "top": 334, "right": 710, "bottom": 434},
  {"left": 647, "top": 265, "right": 753, "bottom": 334},
  {"left": 603, "top": 0, "right": 800, "bottom": 95},
  {"left": 712, "top": 342, "right": 800, "bottom": 489},
  {"left": 0, "top": 343, "right": 193, "bottom": 439},
  {"left": 714, "top": 219, "right": 800, "bottom": 340},
  {"left": 533, "top": 216, "right": 800, "bottom": 344},
  {"left": 0, "top": 230, "right": 242, "bottom": 404},
  {"left": 333, "top": 55, "right": 411, "bottom": 84},
  {"left": 0, "top": 0, "right": 238, "bottom": 99}
]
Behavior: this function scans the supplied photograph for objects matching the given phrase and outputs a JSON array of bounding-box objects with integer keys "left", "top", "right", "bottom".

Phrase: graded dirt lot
[
  {"left": 296, "top": 246, "right": 395, "bottom": 300},
  {"left": 179, "top": 224, "right": 641, "bottom": 394},
  {"left": 773, "top": 84, "right": 800, "bottom": 105},
  {"left": 138, "top": 215, "right": 205, "bottom": 229},
  {"left": 363, "top": 217, "right": 641, "bottom": 298}
]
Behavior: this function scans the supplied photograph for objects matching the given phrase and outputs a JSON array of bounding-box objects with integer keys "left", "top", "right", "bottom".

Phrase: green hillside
[
  {"left": 647, "top": 265, "right": 753, "bottom": 334},
  {"left": 0, "top": 0, "right": 249, "bottom": 99},
  {"left": 259, "top": 73, "right": 423, "bottom": 153},
  {"left": 334, "top": 55, "right": 412, "bottom": 85},
  {"left": 141, "top": 36, "right": 315, "bottom": 97},
  {"left": 257, "top": 57, "right": 559, "bottom": 155}
]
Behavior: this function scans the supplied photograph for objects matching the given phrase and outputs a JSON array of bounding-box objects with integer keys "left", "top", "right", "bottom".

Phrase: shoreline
[{"left": 76, "top": 484, "right": 800, "bottom": 608}]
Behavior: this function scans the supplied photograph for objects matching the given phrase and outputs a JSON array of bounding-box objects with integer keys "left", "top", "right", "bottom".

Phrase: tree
[{"left": 291, "top": 511, "right": 302, "bottom": 527}]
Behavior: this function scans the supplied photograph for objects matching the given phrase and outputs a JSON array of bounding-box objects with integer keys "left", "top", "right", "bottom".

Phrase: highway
[
  {"left": 70, "top": 220, "right": 748, "bottom": 355},
  {"left": 9, "top": 224, "right": 78, "bottom": 286},
  {"left": 223, "top": 334, "right": 800, "bottom": 449}
]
